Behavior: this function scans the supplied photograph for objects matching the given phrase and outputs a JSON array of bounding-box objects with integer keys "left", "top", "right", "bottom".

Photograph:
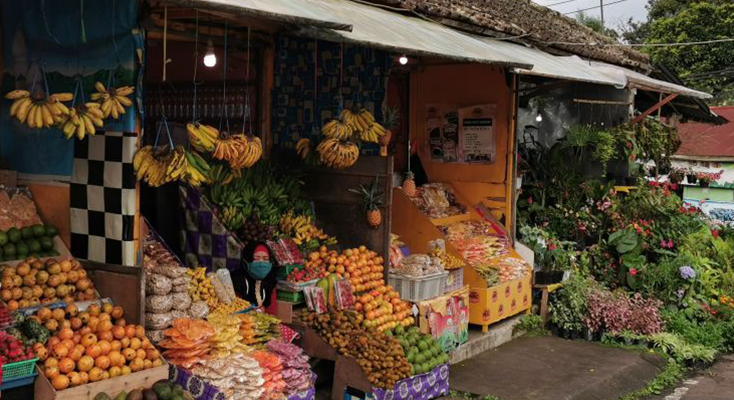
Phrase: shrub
[{"left": 585, "top": 288, "right": 663, "bottom": 335}]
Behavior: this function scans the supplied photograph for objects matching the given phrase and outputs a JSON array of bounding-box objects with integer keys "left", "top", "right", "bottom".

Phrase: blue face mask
[{"left": 247, "top": 260, "right": 272, "bottom": 280}]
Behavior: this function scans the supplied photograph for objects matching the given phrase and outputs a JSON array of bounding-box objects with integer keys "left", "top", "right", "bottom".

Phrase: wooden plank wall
[{"left": 300, "top": 156, "right": 393, "bottom": 269}]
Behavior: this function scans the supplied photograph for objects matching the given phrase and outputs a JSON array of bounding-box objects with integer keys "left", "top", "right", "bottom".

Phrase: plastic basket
[
  {"left": 1, "top": 371, "right": 37, "bottom": 390},
  {"left": 276, "top": 264, "right": 304, "bottom": 280},
  {"left": 444, "top": 268, "right": 464, "bottom": 294},
  {"left": 2, "top": 358, "right": 38, "bottom": 381},
  {"left": 388, "top": 271, "right": 448, "bottom": 302},
  {"left": 277, "top": 289, "right": 305, "bottom": 304}
]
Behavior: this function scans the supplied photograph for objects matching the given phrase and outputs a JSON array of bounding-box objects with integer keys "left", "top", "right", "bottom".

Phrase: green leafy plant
[
  {"left": 549, "top": 273, "right": 594, "bottom": 333},
  {"left": 514, "top": 314, "right": 546, "bottom": 336}
]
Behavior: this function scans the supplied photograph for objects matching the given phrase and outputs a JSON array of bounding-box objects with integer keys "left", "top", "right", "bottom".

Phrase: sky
[{"left": 533, "top": 0, "right": 649, "bottom": 30}]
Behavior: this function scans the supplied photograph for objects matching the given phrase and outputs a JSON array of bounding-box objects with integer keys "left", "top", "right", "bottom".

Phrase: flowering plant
[
  {"left": 585, "top": 288, "right": 664, "bottom": 335},
  {"left": 679, "top": 265, "right": 696, "bottom": 280},
  {"left": 519, "top": 225, "right": 576, "bottom": 272},
  {"left": 696, "top": 171, "right": 723, "bottom": 185}
]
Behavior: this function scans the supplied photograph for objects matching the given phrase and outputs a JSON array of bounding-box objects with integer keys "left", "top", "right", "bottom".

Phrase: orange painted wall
[
  {"left": 409, "top": 64, "right": 515, "bottom": 226},
  {"left": 27, "top": 183, "right": 71, "bottom": 248}
]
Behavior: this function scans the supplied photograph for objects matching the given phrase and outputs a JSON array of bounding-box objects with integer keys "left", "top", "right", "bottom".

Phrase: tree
[
  {"left": 576, "top": 11, "right": 618, "bottom": 38},
  {"left": 645, "top": 2, "right": 734, "bottom": 105}
]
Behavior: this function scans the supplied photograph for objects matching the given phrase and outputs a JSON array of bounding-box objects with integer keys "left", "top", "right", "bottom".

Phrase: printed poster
[
  {"left": 459, "top": 104, "right": 496, "bottom": 164},
  {"left": 425, "top": 104, "right": 458, "bottom": 163}
]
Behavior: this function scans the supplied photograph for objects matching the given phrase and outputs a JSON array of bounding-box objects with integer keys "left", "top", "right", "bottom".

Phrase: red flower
[
  {"left": 712, "top": 230, "right": 720, "bottom": 238},
  {"left": 629, "top": 268, "right": 638, "bottom": 276},
  {"left": 528, "top": 196, "right": 534, "bottom": 204}
]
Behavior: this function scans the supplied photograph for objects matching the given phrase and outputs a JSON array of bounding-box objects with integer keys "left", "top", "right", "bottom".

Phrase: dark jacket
[{"left": 231, "top": 241, "right": 278, "bottom": 308}]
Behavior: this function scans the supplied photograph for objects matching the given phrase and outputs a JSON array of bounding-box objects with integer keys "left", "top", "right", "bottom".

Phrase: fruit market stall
[{"left": 392, "top": 185, "right": 532, "bottom": 332}]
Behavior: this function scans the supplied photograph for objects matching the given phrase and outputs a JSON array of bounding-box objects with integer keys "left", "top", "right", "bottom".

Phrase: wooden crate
[
  {"left": 34, "top": 362, "right": 169, "bottom": 400},
  {"left": 83, "top": 261, "right": 144, "bottom": 326},
  {"left": 468, "top": 274, "right": 532, "bottom": 332}
]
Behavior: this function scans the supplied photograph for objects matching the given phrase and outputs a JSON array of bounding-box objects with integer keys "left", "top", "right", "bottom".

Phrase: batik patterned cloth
[{"left": 179, "top": 184, "right": 244, "bottom": 272}]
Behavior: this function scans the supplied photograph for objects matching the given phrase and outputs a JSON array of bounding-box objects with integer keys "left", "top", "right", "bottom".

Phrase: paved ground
[
  {"left": 444, "top": 336, "right": 665, "bottom": 400},
  {"left": 645, "top": 355, "right": 734, "bottom": 400}
]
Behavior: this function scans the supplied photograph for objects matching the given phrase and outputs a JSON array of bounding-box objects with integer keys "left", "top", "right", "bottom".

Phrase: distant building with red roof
[
  {"left": 674, "top": 107, "right": 734, "bottom": 224},
  {"left": 676, "top": 107, "right": 734, "bottom": 160}
]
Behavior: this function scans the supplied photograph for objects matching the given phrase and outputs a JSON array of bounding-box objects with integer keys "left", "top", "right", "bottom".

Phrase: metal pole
[{"left": 600, "top": 0, "right": 605, "bottom": 31}]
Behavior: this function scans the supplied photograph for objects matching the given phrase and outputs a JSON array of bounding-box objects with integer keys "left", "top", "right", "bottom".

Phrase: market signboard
[{"left": 425, "top": 104, "right": 496, "bottom": 164}]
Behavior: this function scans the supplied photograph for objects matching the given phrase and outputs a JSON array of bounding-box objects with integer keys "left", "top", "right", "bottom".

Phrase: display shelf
[{"left": 392, "top": 188, "right": 531, "bottom": 332}]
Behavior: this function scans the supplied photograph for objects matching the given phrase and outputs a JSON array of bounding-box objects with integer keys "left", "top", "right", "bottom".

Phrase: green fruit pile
[
  {"left": 0, "top": 224, "right": 59, "bottom": 261},
  {"left": 391, "top": 324, "right": 448, "bottom": 375},
  {"left": 93, "top": 379, "right": 194, "bottom": 400}
]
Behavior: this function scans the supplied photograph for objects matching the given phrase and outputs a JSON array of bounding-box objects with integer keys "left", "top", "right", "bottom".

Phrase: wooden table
[{"left": 534, "top": 283, "right": 563, "bottom": 323}]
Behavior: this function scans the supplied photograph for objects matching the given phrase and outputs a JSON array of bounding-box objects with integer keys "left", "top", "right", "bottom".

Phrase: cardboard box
[{"left": 417, "top": 285, "right": 470, "bottom": 353}]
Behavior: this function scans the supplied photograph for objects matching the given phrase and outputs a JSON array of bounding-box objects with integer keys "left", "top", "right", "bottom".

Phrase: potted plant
[
  {"left": 519, "top": 226, "right": 573, "bottom": 284},
  {"left": 668, "top": 167, "right": 684, "bottom": 184},
  {"left": 686, "top": 168, "right": 698, "bottom": 184},
  {"left": 697, "top": 173, "right": 712, "bottom": 188}
]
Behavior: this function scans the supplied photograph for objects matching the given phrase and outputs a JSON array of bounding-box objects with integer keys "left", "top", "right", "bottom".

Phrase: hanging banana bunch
[
  {"left": 187, "top": 123, "right": 219, "bottom": 152},
  {"left": 133, "top": 145, "right": 188, "bottom": 187},
  {"left": 212, "top": 134, "right": 262, "bottom": 170},
  {"left": 6, "top": 90, "right": 72, "bottom": 129},
  {"left": 181, "top": 150, "right": 212, "bottom": 187},
  {"left": 58, "top": 103, "right": 105, "bottom": 140},
  {"left": 91, "top": 82, "right": 134, "bottom": 119},
  {"left": 316, "top": 138, "right": 359, "bottom": 169}
]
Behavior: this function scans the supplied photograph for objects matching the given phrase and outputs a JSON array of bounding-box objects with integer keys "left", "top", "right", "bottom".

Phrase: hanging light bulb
[
  {"left": 203, "top": 39, "right": 217, "bottom": 67},
  {"left": 535, "top": 113, "right": 543, "bottom": 122},
  {"left": 399, "top": 55, "right": 409, "bottom": 65}
]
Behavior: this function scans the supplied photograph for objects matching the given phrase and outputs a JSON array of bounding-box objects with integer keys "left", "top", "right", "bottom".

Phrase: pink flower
[
  {"left": 712, "top": 230, "right": 720, "bottom": 238},
  {"left": 629, "top": 268, "right": 638, "bottom": 276},
  {"left": 528, "top": 196, "right": 534, "bottom": 204}
]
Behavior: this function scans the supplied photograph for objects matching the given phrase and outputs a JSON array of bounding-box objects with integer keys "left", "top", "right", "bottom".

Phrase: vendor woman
[{"left": 232, "top": 241, "right": 278, "bottom": 313}]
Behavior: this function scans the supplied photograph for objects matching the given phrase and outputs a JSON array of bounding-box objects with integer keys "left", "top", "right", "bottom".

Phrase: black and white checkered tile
[{"left": 70, "top": 132, "right": 138, "bottom": 266}]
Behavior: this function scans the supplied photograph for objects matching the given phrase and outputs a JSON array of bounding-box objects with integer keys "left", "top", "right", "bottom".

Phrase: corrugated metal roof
[
  {"left": 472, "top": 38, "right": 627, "bottom": 87},
  {"left": 299, "top": 0, "right": 534, "bottom": 67},
  {"left": 591, "top": 62, "right": 713, "bottom": 100},
  {"left": 163, "top": 0, "right": 354, "bottom": 31},
  {"left": 176, "top": 0, "right": 533, "bottom": 67}
]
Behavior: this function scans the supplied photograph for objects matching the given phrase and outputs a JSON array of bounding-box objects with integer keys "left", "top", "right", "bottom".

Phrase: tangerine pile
[
  {"left": 0, "top": 257, "right": 96, "bottom": 310},
  {"left": 37, "top": 302, "right": 162, "bottom": 391},
  {"left": 307, "top": 245, "right": 385, "bottom": 293}
]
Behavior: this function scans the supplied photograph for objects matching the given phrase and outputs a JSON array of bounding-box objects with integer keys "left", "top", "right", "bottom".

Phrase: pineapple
[
  {"left": 349, "top": 176, "right": 384, "bottom": 228},
  {"left": 403, "top": 171, "right": 416, "bottom": 197},
  {"left": 379, "top": 106, "right": 400, "bottom": 156}
]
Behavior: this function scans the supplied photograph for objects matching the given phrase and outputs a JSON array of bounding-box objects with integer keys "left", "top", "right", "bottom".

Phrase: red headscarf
[{"left": 253, "top": 244, "right": 269, "bottom": 259}]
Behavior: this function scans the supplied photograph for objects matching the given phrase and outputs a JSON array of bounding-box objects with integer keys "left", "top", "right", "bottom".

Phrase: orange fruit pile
[
  {"left": 1, "top": 257, "right": 96, "bottom": 310},
  {"left": 38, "top": 303, "right": 161, "bottom": 391}
]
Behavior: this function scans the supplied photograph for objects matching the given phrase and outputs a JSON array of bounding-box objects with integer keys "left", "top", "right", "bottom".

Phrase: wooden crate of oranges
[{"left": 31, "top": 302, "right": 168, "bottom": 399}]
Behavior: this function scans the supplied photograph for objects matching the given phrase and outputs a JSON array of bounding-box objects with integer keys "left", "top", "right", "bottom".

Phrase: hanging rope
[
  {"left": 218, "top": 20, "right": 230, "bottom": 135},
  {"left": 338, "top": 42, "right": 344, "bottom": 113},
  {"left": 243, "top": 26, "right": 251, "bottom": 134},
  {"left": 41, "top": 0, "right": 61, "bottom": 45},
  {"left": 80, "top": 0, "right": 87, "bottom": 43},
  {"left": 314, "top": 39, "right": 319, "bottom": 139},
  {"left": 192, "top": 9, "right": 200, "bottom": 123},
  {"left": 162, "top": 5, "right": 168, "bottom": 82}
]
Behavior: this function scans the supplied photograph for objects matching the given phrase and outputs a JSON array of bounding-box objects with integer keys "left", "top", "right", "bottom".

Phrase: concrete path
[
  {"left": 645, "top": 355, "right": 734, "bottom": 400},
  {"left": 445, "top": 336, "right": 664, "bottom": 400}
]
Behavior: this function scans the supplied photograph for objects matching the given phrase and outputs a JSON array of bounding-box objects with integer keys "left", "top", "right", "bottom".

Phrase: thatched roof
[{"left": 367, "top": 0, "right": 650, "bottom": 70}]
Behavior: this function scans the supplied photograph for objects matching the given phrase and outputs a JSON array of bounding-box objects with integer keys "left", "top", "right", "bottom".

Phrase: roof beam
[{"left": 632, "top": 93, "right": 678, "bottom": 123}]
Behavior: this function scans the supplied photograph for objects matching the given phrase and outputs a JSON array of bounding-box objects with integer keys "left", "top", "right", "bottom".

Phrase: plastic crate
[
  {"left": 388, "top": 271, "right": 448, "bottom": 302},
  {"left": 444, "top": 268, "right": 464, "bottom": 293},
  {"left": 2, "top": 358, "right": 38, "bottom": 381},
  {"left": 277, "top": 279, "right": 319, "bottom": 292},
  {"left": 277, "top": 264, "right": 304, "bottom": 280},
  {"left": 1, "top": 372, "right": 37, "bottom": 390},
  {"left": 277, "top": 289, "right": 305, "bottom": 304}
]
